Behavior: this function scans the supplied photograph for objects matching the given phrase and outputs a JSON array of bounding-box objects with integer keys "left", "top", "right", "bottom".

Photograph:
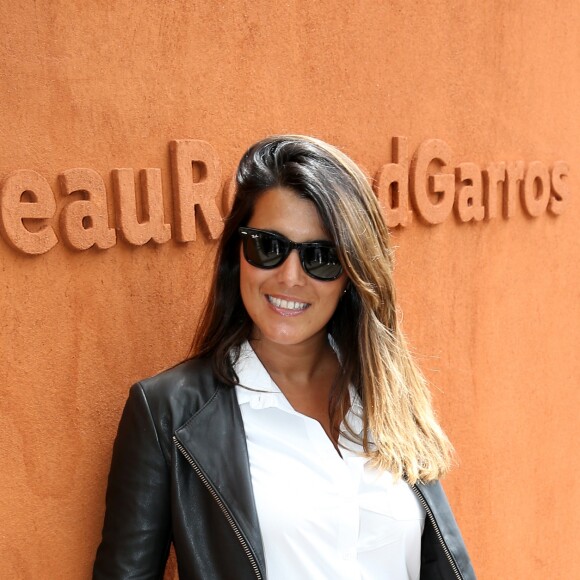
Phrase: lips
[{"left": 266, "top": 295, "right": 310, "bottom": 311}]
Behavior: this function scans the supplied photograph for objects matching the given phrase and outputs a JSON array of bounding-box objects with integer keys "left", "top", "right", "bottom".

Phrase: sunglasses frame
[{"left": 238, "top": 226, "right": 343, "bottom": 281}]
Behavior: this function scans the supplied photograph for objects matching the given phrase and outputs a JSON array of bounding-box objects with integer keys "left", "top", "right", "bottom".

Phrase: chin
[{"left": 254, "top": 325, "right": 327, "bottom": 348}]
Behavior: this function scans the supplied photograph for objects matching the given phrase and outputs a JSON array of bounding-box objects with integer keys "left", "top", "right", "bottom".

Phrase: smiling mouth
[{"left": 266, "top": 295, "right": 310, "bottom": 311}]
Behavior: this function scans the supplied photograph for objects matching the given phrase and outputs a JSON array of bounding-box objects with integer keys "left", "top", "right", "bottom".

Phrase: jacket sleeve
[{"left": 93, "top": 383, "right": 172, "bottom": 579}]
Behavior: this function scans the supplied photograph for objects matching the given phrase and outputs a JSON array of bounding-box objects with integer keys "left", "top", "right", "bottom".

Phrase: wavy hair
[{"left": 191, "top": 135, "right": 453, "bottom": 484}]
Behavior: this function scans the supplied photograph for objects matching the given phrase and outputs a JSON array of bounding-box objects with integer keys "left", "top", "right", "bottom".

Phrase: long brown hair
[{"left": 191, "top": 135, "right": 453, "bottom": 484}]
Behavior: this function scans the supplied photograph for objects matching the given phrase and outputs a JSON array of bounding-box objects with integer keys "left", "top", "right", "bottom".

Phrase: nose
[{"left": 276, "top": 249, "right": 306, "bottom": 286}]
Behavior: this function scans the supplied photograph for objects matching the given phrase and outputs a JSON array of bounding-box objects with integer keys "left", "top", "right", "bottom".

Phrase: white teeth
[{"left": 268, "top": 295, "right": 309, "bottom": 310}]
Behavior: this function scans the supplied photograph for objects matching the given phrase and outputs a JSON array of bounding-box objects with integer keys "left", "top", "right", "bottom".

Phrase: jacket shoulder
[
  {"left": 134, "top": 357, "right": 228, "bottom": 438},
  {"left": 139, "top": 357, "right": 220, "bottom": 400}
]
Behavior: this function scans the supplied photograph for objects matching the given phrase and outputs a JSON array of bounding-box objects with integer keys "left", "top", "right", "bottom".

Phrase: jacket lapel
[{"left": 174, "top": 385, "right": 266, "bottom": 574}]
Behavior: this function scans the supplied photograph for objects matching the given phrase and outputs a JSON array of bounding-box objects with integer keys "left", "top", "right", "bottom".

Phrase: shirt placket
[{"left": 302, "top": 416, "right": 362, "bottom": 579}]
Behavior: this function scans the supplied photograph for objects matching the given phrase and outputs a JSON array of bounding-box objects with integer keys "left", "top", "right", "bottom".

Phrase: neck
[
  {"left": 248, "top": 331, "right": 344, "bottom": 443},
  {"left": 249, "top": 332, "right": 335, "bottom": 387}
]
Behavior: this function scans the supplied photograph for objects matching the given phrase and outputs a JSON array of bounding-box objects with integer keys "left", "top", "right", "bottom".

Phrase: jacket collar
[{"left": 174, "top": 383, "right": 266, "bottom": 576}]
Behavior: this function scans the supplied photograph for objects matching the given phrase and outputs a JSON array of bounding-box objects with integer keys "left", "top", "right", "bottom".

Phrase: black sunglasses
[{"left": 238, "top": 227, "right": 343, "bottom": 281}]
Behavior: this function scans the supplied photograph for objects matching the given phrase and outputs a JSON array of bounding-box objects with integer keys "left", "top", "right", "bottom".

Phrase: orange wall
[{"left": 1, "top": 1, "right": 578, "bottom": 578}]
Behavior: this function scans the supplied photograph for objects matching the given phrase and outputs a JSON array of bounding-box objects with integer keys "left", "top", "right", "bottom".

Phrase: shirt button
[{"left": 343, "top": 547, "right": 357, "bottom": 560}]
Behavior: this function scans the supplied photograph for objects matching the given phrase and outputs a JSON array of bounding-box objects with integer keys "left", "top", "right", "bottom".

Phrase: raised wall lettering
[
  {"left": 0, "top": 170, "right": 58, "bottom": 254},
  {"left": 483, "top": 162, "right": 507, "bottom": 219},
  {"left": 548, "top": 161, "right": 569, "bottom": 215},
  {"left": 522, "top": 161, "right": 550, "bottom": 217},
  {"left": 410, "top": 139, "right": 454, "bottom": 225},
  {"left": 455, "top": 162, "right": 485, "bottom": 222},
  {"left": 504, "top": 161, "right": 525, "bottom": 218},
  {"left": 374, "top": 137, "right": 412, "bottom": 228},
  {"left": 112, "top": 168, "right": 171, "bottom": 245},
  {"left": 170, "top": 140, "right": 223, "bottom": 242},
  {"left": 59, "top": 169, "right": 116, "bottom": 250},
  {"left": 0, "top": 138, "right": 570, "bottom": 255}
]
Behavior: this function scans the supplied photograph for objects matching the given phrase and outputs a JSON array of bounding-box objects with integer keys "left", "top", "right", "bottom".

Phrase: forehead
[{"left": 247, "top": 187, "right": 330, "bottom": 242}]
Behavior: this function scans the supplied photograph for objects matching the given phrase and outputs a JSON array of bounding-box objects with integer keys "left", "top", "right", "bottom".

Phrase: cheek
[{"left": 239, "top": 256, "right": 266, "bottom": 305}]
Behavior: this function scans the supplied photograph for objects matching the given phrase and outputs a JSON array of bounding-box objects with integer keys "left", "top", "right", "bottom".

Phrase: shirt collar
[{"left": 235, "top": 341, "right": 295, "bottom": 413}]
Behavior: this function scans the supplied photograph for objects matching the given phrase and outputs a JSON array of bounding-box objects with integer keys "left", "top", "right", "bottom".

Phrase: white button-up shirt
[{"left": 235, "top": 342, "right": 426, "bottom": 580}]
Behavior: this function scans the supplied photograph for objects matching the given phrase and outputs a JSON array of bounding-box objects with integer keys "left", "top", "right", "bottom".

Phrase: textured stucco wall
[{"left": 1, "top": 1, "right": 578, "bottom": 578}]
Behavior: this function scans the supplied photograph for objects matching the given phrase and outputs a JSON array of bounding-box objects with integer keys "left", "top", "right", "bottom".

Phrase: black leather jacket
[{"left": 94, "top": 358, "right": 476, "bottom": 580}]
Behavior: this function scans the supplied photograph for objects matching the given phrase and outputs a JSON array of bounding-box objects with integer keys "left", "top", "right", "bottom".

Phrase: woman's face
[{"left": 239, "top": 187, "right": 347, "bottom": 351}]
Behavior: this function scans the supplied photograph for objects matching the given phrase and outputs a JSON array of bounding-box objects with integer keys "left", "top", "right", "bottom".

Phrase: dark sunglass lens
[
  {"left": 302, "top": 246, "right": 342, "bottom": 280},
  {"left": 246, "top": 232, "right": 287, "bottom": 268}
]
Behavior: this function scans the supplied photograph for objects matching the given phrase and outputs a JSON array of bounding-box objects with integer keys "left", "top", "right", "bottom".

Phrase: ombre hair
[{"left": 191, "top": 135, "right": 453, "bottom": 484}]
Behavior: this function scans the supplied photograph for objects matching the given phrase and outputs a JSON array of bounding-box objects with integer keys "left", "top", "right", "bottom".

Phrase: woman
[{"left": 94, "top": 135, "right": 476, "bottom": 579}]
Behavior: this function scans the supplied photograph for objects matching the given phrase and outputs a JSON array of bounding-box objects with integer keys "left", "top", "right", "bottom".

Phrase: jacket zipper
[
  {"left": 412, "top": 484, "right": 463, "bottom": 580},
  {"left": 173, "top": 436, "right": 263, "bottom": 580}
]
